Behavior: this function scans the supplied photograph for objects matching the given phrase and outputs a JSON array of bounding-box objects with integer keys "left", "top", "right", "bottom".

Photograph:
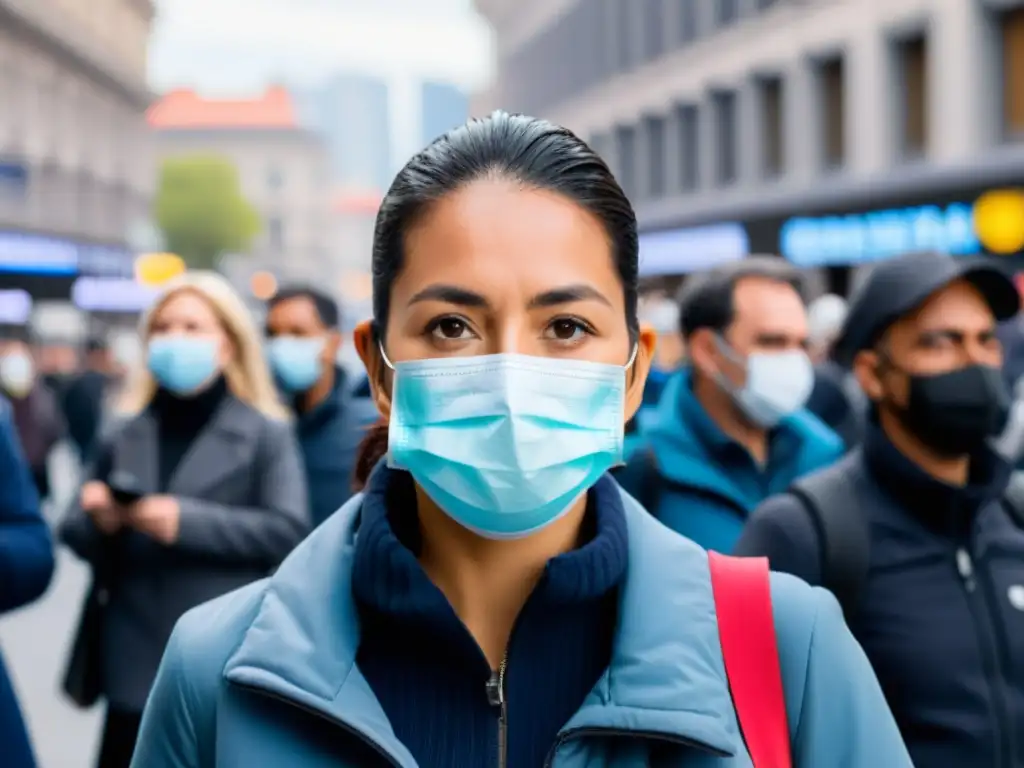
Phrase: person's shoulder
[
  {"left": 233, "top": 398, "right": 295, "bottom": 440},
  {"left": 748, "top": 490, "right": 811, "bottom": 531},
  {"left": 768, "top": 569, "right": 912, "bottom": 763},
  {"left": 768, "top": 572, "right": 843, "bottom": 719},
  {"left": 165, "top": 579, "right": 272, "bottom": 690},
  {"left": 769, "top": 571, "right": 833, "bottom": 645},
  {"left": 785, "top": 409, "right": 845, "bottom": 461}
]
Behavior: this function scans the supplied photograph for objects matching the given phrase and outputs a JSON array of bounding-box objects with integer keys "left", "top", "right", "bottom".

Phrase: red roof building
[{"left": 146, "top": 86, "right": 298, "bottom": 130}]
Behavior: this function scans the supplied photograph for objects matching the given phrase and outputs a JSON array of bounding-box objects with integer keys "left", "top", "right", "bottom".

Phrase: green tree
[{"left": 153, "top": 154, "right": 261, "bottom": 270}]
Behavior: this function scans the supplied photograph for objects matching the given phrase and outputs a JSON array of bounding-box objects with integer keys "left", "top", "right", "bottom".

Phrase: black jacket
[
  {"left": 736, "top": 423, "right": 1024, "bottom": 768},
  {"left": 61, "top": 370, "right": 109, "bottom": 460},
  {"left": 60, "top": 393, "right": 310, "bottom": 710}
]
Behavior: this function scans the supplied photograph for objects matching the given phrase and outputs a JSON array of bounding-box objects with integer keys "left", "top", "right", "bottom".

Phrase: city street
[{"left": 0, "top": 445, "right": 101, "bottom": 768}]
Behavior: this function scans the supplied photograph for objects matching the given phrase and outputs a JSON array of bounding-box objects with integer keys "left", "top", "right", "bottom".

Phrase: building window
[
  {"left": 717, "top": 0, "right": 739, "bottom": 26},
  {"left": 267, "top": 167, "right": 283, "bottom": 190},
  {"left": 678, "top": 0, "right": 698, "bottom": 44},
  {"left": 642, "top": 0, "right": 665, "bottom": 61},
  {"left": 1002, "top": 9, "right": 1024, "bottom": 139},
  {"left": 896, "top": 34, "right": 928, "bottom": 158},
  {"left": 675, "top": 104, "right": 699, "bottom": 191},
  {"left": 712, "top": 91, "right": 738, "bottom": 185},
  {"left": 644, "top": 115, "right": 667, "bottom": 198},
  {"left": 614, "top": 125, "right": 637, "bottom": 198},
  {"left": 759, "top": 76, "right": 784, "bottom": 177},
  {"left": 818, "top": 56, "right": 846, "bottom": 169},
  {"left": 268, "top": 217, "right": 284, "bottom": 250}
]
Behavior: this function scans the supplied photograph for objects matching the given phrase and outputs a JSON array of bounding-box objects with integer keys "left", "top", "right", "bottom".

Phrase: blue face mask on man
[
  {"left": 268, "top": 336, "right": 325, "bottom": 393},
  {"left": 383, "top": 346, "right": 636, "bottom": 539},
  {"left": 148, "top": 335, "right": 220, "bottom": 396}
]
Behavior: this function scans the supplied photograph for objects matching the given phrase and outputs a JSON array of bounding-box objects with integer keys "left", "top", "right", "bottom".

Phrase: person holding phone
[{"left": 60, "top": 272, "right": 310, "bottom": 768}]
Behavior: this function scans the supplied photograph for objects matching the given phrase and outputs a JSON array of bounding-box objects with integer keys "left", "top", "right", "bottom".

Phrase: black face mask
[{"left": 893, "top": 364, "right": 1011, "bottom": 456}]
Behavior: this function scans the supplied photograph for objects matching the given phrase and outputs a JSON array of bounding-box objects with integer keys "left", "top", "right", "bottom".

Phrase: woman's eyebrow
[
  {"left": 527, "top": 284, "right": 611, "bottom": 309},
  {"left": 408, "top": 284, "right": 490, "bottom": 308}
]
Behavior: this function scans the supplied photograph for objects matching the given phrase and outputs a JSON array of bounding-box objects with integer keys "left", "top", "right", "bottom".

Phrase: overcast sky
[{"left": 148, "top": 0, "right": 494, "bottom": 94}]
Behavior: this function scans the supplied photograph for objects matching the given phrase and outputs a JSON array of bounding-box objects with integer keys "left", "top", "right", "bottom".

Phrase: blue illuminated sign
[
  {"left": 0, "top": 232, "right": 132, "bottom": 276},
  {"left": 779, "top": 204, "right": 979, "bottom": 266},
  {"left": 0, "top": 233, "right": 78, "bottom": 274},
  {"left": 639, "top": 223, "right": 749, "bottom": 276}
]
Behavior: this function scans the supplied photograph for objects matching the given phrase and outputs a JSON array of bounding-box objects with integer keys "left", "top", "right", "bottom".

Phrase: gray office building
[
  {"left": 298, "top": 74, "right": 393, "bottom": 192},
  {"left": 420, "top": 80, "right": 469, "bottom": 148},
  {"left": 473, "top": 0, "right": 1024, "bottom": 291}
]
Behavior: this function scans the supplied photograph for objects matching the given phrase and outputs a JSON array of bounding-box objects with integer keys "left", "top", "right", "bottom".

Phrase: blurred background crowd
[{"left": 4, "top": 0, "right": 1024, "bottom": 766}]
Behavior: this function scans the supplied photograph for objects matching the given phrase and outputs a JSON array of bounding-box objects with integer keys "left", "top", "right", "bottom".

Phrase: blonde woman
[{"left": 60, "top": 271, "right": 309, "bottom": 768}]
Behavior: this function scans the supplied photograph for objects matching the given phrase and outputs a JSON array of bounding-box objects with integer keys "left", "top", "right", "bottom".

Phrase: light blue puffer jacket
[{"left": 131, "top": 484, "right": 910, "bottom": 767}]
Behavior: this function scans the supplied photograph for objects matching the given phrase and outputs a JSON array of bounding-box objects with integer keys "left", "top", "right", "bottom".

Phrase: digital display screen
[
  {"left": 71, "top": 277, "right": 159, "bottom": 313},
  {"left": 638, "top": 223, "right": 749, "bottom": 276}
]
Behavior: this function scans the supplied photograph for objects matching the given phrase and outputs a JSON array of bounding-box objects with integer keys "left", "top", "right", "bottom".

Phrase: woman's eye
[
  {"left": 431, "top": 317, "right": 472, "bottom": 340},
  {"left": 546, "top": 319, "right": 589, "bottom": 342}
]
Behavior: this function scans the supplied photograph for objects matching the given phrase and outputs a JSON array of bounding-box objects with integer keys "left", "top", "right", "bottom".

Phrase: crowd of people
[{"left": 1, "top": 110, "right": 1022, "bottom": 767}]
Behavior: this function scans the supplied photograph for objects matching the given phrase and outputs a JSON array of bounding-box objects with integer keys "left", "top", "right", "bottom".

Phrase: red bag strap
[{"left": 708, "top": 552, "right": 792, "bottom": 768}]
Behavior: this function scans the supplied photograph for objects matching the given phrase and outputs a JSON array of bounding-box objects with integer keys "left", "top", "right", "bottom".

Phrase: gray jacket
[{"left": 60, "top": 396, "right": 310, "bottom": 711}]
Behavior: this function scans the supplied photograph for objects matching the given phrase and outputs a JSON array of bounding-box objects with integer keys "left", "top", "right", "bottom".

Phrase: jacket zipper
[
  {"left": 233, "top": 682, "right": 401, "bottom": 767},
  {"left": 544, "top": 728, "right": 729, "bottom": 767},
  {"left": 956, "top": 547, "right": 1015, "bottom": 767},
  {"left": 238, "top": 678, "right": 727, "bottom": 768},
  {"left": 485, "top": 654, "right": 509, "bottom": 768}
]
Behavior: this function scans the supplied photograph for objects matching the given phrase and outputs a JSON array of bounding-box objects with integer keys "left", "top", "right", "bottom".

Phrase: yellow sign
[
  {"left": 973, "top": 189, "right": 1024, "bottom": 255},
  {"left": 135, "top": 252, "right": 186, "bottom": 286}
]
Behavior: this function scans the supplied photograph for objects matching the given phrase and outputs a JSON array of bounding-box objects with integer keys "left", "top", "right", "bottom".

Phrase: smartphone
[{"left": 107, "top": 471, "right": 145, "bottom": 506}]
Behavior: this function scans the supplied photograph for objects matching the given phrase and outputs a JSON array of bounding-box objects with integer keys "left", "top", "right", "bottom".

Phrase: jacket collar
[{"left": 223, "top": 485, "right": 740, "bottom": 765}]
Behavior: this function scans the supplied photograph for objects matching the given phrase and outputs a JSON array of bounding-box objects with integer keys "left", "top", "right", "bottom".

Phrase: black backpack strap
[
  {"left": 788, "top": 465, "right": 871, "bottom": 616},
  {"left": 1002, "top": 471, "right": 1024, "bottom": 529}
]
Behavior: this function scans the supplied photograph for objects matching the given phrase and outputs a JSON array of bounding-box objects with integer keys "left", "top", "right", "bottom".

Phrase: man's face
[
  {"left": 266, "top": 296, "right": 340, "bottom": 367},
  {"left": 698, "top": 276, "right": 809, "bottom": 390},
  {"left": 857, "top": 280, "right": 1002, "bottom": 405}
]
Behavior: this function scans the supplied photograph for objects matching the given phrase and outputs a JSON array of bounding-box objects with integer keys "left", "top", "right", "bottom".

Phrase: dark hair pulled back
[{"left": 352, "top": 111, "right": 640, "bottom": 490}]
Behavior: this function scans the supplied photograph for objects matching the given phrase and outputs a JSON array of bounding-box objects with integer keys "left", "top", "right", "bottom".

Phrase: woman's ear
[
  {"left": 354, "top": 320, "right": 392, "bottom": 419},
  {"left": 623, "top": 325, "right": 657, "bottom": 423}
]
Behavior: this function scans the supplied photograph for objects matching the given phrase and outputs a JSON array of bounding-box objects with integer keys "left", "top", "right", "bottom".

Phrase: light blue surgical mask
[
  {"left": 268, "top": 336, "right": 324, "bottom": 393},
  {"left": 715, "top": 336, "right": 814, "bottom": 428},
  {"left": 383, "top": 346, "right": 636, "bottom": 539},
  {"left": 148, "top": 335, "right": 220, "bottom": 396}
]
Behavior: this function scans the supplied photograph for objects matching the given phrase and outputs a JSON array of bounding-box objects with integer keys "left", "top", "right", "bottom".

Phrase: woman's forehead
[
  {"left": 396, "top": 180, "right": 621, "bottom": 305},
  {"left": 155, "top": 290, "right": 216, "bottom": 321}
]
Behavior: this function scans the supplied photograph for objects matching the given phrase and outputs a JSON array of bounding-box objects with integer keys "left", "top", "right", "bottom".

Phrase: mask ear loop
[
  {"left": 625, "top": 344, "right": 639, "bottom": 370},
  {"left": 614, "top": 344, "right": 642, "bottom": 469},
  {"left": 378, "top": 343, "right": 396, "bottom": 371}
]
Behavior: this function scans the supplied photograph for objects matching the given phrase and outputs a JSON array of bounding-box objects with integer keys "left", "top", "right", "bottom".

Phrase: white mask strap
[{"left": 625, "top": 344, "right": 639, "bottom": 370}]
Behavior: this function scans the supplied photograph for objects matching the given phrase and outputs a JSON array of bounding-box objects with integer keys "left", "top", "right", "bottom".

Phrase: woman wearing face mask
[
  {"left": 131, "top": 113, "right": 909, "bottom": 767},
  {"left": 60, "top": 272, "right": 310, "bottom": 768}
]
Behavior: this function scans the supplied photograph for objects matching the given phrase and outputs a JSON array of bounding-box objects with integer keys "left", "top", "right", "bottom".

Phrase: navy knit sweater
[{"left": 353, "top": 467, "right": 628, "bottom": 767}]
